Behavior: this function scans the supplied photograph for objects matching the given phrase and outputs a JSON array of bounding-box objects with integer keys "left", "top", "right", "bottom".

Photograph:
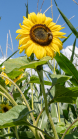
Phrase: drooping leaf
[
  {"left": 0, "top": 105, "right": 52, "bottom": 139},
  {"left": 4, "top": 56, "right": 52, "bottom": 73},
  {"left": 0, "top": 105, "right": 32, "bottom": 129}
]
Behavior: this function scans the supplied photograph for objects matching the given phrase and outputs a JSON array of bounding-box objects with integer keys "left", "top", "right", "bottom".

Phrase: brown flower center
[
  {"left": 3, "top": 107, "right": 8, "bottom": 112},
  {"left": 30, "top": 24, "right": 53, "bottom": 46}
]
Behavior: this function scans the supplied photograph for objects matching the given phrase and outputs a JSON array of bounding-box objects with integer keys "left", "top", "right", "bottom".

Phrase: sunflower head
[
  {"left": 0, "top": 103, "right": 12, "bottom": 113},
  {"left": 16, "top": 12, "right": 66, "bottom": 59},
  {"left": 1, "top": 72, "right": 11, "bottom": 86}
]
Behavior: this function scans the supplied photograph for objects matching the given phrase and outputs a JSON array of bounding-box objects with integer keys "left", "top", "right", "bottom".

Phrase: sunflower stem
[
  {"left": 37, "top": 65, "right": 58, "bottom": 139},
  {"left": 30, "top": 53, "right": 34, "bottom": 113},
  {"left": 15, "top": 126, "right": 19, "bottom": 139},
  {"left": 0, "top": 91, "right": 14, "bottom": 105}
]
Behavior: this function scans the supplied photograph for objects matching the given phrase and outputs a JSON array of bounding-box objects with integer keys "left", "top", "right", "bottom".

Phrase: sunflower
[
  {"left": 1, "top": 71, "right": 23, "bottom": 86},
  {"left": 1, "top": 72, "right": 11, "bottom": 85},
  {"left": 0, "top": 103, "right": 12, "bottom": 113},
  {"left": 16, "top": 12, "right": 66, "bottom": 59},
  {"left": 13, "top": 73, "right": 23, "bottom": 83}
]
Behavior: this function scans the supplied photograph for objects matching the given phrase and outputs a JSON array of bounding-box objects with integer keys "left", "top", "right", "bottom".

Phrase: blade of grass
[
  {"left": 70, "top": 37, "right": 76, "bottom": 63},
  {"left": 0, "top": 50, "right": 19, "bottom": 66},
  {"left": 54, "top": 0, "right": 78, "bottom": 38}
]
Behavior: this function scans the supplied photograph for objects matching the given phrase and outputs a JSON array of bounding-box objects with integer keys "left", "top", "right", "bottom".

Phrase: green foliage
[
  {"left": 4, "top": 56, "right": 52, "bottom": 73},
  {"left": 1, "top": 1, "right": 78, "bottom": 139},
  {"left": 55, "top": 53, "right": 78, "bottom": 86},
  {"left": 0, "top": 105, "right": 32, "bottom": 128},
  {"left": 70, "top": 38, "right": 76, "bottom": 63}
]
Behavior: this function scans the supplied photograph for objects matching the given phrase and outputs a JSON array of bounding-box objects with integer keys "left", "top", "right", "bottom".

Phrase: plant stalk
[
  {"left": 0, "top": 85, "right": 17, "bottom": 106},
  {"left": 37, "top": 65, "right": 58, "bottom": 139},
  {"left": 15, "top": 127, "right": 19, "bottom": 139}
]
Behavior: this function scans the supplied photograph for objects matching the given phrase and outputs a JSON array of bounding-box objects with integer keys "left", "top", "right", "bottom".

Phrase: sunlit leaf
[
  {"left": 4, "top": 56, "right": 52, "bottom": 73},
  {"left": 0, "top": 105, "right": 32, "bottom": 128}
]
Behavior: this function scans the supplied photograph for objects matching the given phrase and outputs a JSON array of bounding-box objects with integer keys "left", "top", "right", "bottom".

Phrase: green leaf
[
  {"left": 54, "top": 0, "right": 78, "bottom": 38},
  {"left": 38, "top": 111, "right": 48, "bottom": 130},
  {"left": 51, "top": 84, "right": 78, "bottom": 104},
  {"left": 55, "top": 125, "right": 66, "bottom": 134},
  {"left": 30, "top": 75, "right": 52, "bottom": 86},
  {"left": 70, "top": 37, "right": 76, "bottom": 63},
  {"left": 0, "top": 105, "right": 52, "bottom": 139},
  {"left": 0, "top": 105, "right": 32, "bottom": 129},
  {"left": 55, "top": 53, "right": 78, "bottom": 86},
  {"left": 4, "top": 56, "right": 52, "bottom": 73},
  {"left": 68, "top": 104, "right": 77, "bottom": 118},
  {"left": 62, "top": 32, "right": 72, "bottom": 43},
  {"left": 0, "top": 131, "right": 34, "bottom": 138},
  {"left": 25, "top": 1, "right": 28, "bottom": 18},
  {"left": 7, "top": 70, "right": 23, "bottom": 79},
  {"left": 49, "top": 74, "right": 71, "bottom": 86},
  {"left": 64, "top": 132, "right": 78, "bottom": 139}
]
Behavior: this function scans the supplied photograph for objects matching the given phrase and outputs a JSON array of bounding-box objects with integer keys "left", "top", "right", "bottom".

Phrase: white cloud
[
  {"left": 62, "top": 45, "right": 78, "bottom": 68},
  {"left": 62, "top": 45, "right": 78, "bottom": 59},
  {"left": 0, "top": 57, "right": 6, "bottom": 64},
  {"left": 62, "top": 45, "right": 78, "bottom": 87}
]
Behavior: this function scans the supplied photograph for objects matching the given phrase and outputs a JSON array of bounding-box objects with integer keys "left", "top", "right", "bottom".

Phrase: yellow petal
[
  {"left": 16, "top": 34, "right": 21, "bottom": 40},
  {"left": 34, "top": 44, "right": 46, "bottom": 59},
  {"left": 19, "top": 36, "right": 30, "bottom": 45},
  {"left": 37, "top": 13, "right": 46, "bottom": 24},
  {"left": 52, "top": 38, "right": 63, "bottom": 50},
  {"left": 23, "top": 18, "right": 34, "bottom": 27},
  {"left": 51, "top": 43, "right": 60, "bottom": 54},
  {"left": 45, "top": 46, "right": 54, "bottom": 58},
  {"left": 28, "top": 12, "right": 37, "bottom": 24},
  {"left": 18, "top": 40, "right": 32, "bottom": 50},
  {"left": 51, "top": 25, "right": 62, "bottom": 31},
  {"left": 48, "top": 21, "right": 55, "bottom": 28},
  {"left": 53, "top": 31, "right": 66, "bottom": 38},
  {"left": 16, "top": 29, "right": 29, "bottom": 34},
  {"left": 25, "top": 44, "right": 35, "bottom": 57},
  {"left": 19, "top": 23, "right": 30, "bottom": 30},
  {"left": 45, "top": 17, "right": 53, "bottom": 26}
]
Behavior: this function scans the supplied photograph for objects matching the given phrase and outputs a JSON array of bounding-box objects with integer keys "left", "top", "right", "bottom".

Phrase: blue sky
[{"left": 0, "top": 0, "right": 78, "bottom": 58}]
